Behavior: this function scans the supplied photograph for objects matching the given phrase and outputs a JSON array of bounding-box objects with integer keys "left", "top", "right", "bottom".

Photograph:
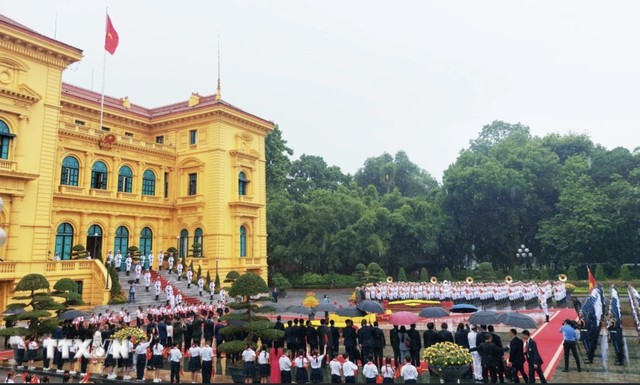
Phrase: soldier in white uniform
[
  {"left": 177, "top": 261, "right": 183, "bottom": 281},
  {"left": 198, "top": 276, "right": 205, "bottom": 297},
  {"left": 168, "top": 254, "right": 174, "bottom": 274},
  {"left": 115, "top": 250, "right": 122, "bottom": 272},
  {"left": 148, "top": 251, "right": 154, "bottom": 271},
  {"left": 154, "top": 278, "right": 162, "bottom": 301},
  {"left": 158, "top": 251, "right": 164, "bottom": 271},
  {"left": 144, "top": 270, "right": 152, "bottom": 292},
  {"left": 209, "top": 280, "right": 216, "bottom": 301},
  {"left": 134, "top": 262, "right": 142, "bottom": 283},
  {"left": 186, "top": 268, "right": 194, "bottom": 289},
  {"left": 125, "top": 254, "right": 133, "bottom": 276}
]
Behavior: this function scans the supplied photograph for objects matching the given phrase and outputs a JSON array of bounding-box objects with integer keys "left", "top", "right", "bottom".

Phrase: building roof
[
  {"left": 61, "top": 83, "right": 274, "bottom": 127},
  {"left": 0, "top": 14, "right": 83, "bottom": 55}
]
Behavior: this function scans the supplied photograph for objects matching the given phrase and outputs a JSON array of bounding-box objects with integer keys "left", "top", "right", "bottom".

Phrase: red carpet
[{"left": 528, "top": 308, "right": 577, "bottom": 382}]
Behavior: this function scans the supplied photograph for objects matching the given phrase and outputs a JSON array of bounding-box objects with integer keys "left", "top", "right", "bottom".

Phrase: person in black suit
[
  {"left": 423, "top": 322, "right": 438, "bottom": 348},
  {"left": 470, "top": 333, "right": 507, "bottom": 383},
  {"left": 317, "top": 319, "right": 329, "bottom": 356},
  {"left": 522, "top": 330, "right": 546, "bottom": 383},
  {"left": 407, "top": 324, "right": 422, "bottom": 367},
  {"left": 507, "top": 329, "right": 527, "bottom": 384},
  {"left": 454, "top": 323, "right": 469, "bottom": 349},
  {"left": 358, "top": 320, "right": 375, "bottom": 365},
  {"left": 342, "top": 320, "right": 358, "bottom": 363},
  {"left": 306, "top": 320, "right": 319, "bottom": 351},
  {"left": 372, "top": 321, "right": 386, "bottom": 368},
  {"left": 328, "top": 320, "right": 340, "bottom": 360},
  {"left": 274, "top": 316, "right": 285, "bottom": 348},
  {"left": 437, "top": 323, "right": 454, "bottom": 343},
  {"left": 488, "top": 325, "right": 505, "bottom": 382},
  {"left": 390, "top": 325, "right": 401, "bottom": 367},
  {"left": 284, "top": 320, "right": 294, "bottom": 352}
]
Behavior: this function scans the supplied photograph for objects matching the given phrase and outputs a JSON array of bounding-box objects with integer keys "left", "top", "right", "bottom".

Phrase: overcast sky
[{"left": 5, "top": 1, "right": 640, "bottom": 180}]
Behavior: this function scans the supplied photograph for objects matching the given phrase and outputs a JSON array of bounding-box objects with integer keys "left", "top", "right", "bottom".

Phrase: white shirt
[
  {"left": 189, "top": 346, "right": 201, "bottom": 357},
  {"left": 401, "top": 364, "right": 419, "bottom": 380},
  {"left": 329, "top": 359, "right": 342, "bottom": 376},
  {"left": 342, "top": 360, "right": 358, "bottom": 377},
  {"left": 258, "top": 351, "right": 269, "bottom": 365},
  {"left": 279, "top": 355, "right": 292, "bottom": 371},
  {"left": 363, "top": 362, "right": 378, "bottom": 378},
  {"left": 242, "top": 349, "right": 256, "bottom": 362},
  {"left": 309, "top": 354, "right": 324, "bottom": 369},
  {"left": 294, "top": 356, "right": 308, "bottom": 368},
  {"left": 169, "top": 347, "right": 182, "bottom": 362},
  {"left": 153, "top": 343, "right": 164, "bottom": 355},
  {"left": 200, "top": 346, "right": 213, "bottom": 361},
  {"left": 381, "top": 364, "right": 395, "bottom": 378}
]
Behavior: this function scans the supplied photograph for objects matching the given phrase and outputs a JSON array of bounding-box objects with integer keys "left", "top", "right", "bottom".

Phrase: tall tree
[{"left": 265, "top": 125, "right": 293, "bottom": 196}]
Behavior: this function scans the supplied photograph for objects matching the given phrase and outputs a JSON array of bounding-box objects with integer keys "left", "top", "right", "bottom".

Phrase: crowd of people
[{"left": 356, "top": 280, "right": 567, "bottom": 306}]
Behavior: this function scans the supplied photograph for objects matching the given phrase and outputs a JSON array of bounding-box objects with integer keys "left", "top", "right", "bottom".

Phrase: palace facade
[{"left": 0, "top": 15, "right": 273, "bottom": 310}]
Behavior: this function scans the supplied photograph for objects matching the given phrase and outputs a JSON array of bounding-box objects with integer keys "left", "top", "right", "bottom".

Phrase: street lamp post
[{"left": 516, "top": 244, "right": 533, "bottom": 280}]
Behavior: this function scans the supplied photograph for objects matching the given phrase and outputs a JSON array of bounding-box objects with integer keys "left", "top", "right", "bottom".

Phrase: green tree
[
  {"left": 419, "top": 268, "right": 429, "bottom": 282},
  {"left": 538, "top": 266, "right": 550, "bottom": 281},
  {"left": 567, "top": 265, "right": 578, "bottom": 281},
  {"left": 475, "top": 262, "right": 497, "bottom": 282},
  {"left": 398, "top": 267, "right": 407, "bottom": 282},
  {"left": 595, "top": 264, "right": 606, "bottom": 281},
  {"left": 620, "top": 265, "right": 632, "bottom": 281},
  {"left": 53, "top": 278, "right": 84, "bottom": 306},
  {"left": 0, "top": 274, "right": 65, "bottom": 337},
  {"left": 271, "top": 272, "right": 292, "bottom": 290},
  {"left": 265, "top": 125, "right": 293, "bottom": 195},
  {"left": 217, "top": 274, "right": 284, "bottom": 359},
  {"left": 205, "top": 271, "right": 212, "bottom": 291},
  {"left": 214, "top": 272, "right": 221, "bottom": 294},
  {"left": 441, "top": 267, "right": 453, "bottom": 281}
]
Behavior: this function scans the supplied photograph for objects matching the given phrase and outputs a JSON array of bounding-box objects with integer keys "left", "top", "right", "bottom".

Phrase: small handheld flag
[{"left": 587, "top": 266, "right": 596, "bottom": 293}]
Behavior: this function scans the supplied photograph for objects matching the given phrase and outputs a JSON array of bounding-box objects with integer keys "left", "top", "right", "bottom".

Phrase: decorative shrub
[{"left": 423, "top": 342, "right": 473, "bottom": 367}]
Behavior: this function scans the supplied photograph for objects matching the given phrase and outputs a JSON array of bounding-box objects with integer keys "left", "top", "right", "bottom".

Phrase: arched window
[
  {"left": 118, "top": 165, "right": 133, "bottom": 193},
  {"left": 140, "top": 227, "right": 153, "bottom": 256},
  {"left": 240, "top": 226, "right": 247, "bottom": 257},
  {"left": 55, "top": 223, "right": 74, "bottom": 260},
  {"left": 194, "top": 228, "right": 203, "bottom": 257},
  {"left": 142, "top": 169, "right": 156, "bottom": 196},
  {"left": 114, "top": 226, "right": 129, "bottom": 256},
  {"left": 60, "top": 156, "right": 80, "bottom": 186},
  {"left": 86, "top": 224, "right": 103, "bottom": 259},
  {"left": 238, "top": 172, "right": 248, "bottom": 196},
  {"left": 91, "top": 161, "right": 108, "bottom": 190},
  {"left": 179, "top": 229, "right": 189, "bottom": 258},
  {"left": 0, "top": 120, "right": 15, "bottom": 160}
]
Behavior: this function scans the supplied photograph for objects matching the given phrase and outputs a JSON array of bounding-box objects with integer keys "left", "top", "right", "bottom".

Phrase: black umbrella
[
  {"left": 449, "top": 303, "right": 478, "bottom": 314},
  {"left": 356, "top": 300, "right": 385, "bottom": 313},
  {"left": 418, "top": 306, "right": 449, "bottom": 318},
  {"left": 497, "top": 312, "right": 538, "bottom": 329},
  {"left": 3, "top": 307, "right": 25, "bottom": 316},
  {"left": 336, "top": 307, "right": 366, "bottom": 317},
  {"left": 286, "top": 305, "right": 313, "bottom": 315},
  {"left": 59, "top": 309, "right": 90, "bottom": 321},
  {"left": 468, "top": 310, "right": 499, "bottom": 325},
  {"left": 314, "top": 303, "right": 339, "bottom": 313}
]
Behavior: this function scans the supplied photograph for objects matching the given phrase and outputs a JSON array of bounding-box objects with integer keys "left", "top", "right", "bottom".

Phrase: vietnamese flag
[
  {"left": 587, "top": 266, "right": 596, "bottom": 293},
  {"left": 105, "top": 14, "right": 119, "bottom": 54}
]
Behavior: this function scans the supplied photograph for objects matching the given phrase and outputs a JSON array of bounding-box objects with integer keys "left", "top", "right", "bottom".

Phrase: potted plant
[
  {"left": 423, "top": 342, "right": 473, "bottom": 383},
  {"left": 216, "top": 273, "right": 283, "bottom": 383}
]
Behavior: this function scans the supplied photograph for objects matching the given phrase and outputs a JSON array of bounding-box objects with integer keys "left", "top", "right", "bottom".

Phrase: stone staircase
[{"left": 91, "top": 268, "right": 211, "bottom": 315}]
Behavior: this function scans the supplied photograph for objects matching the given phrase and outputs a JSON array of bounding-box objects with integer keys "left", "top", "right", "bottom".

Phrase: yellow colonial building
[{"left": 0, "top": 15, "right": 273, "bottom": 310}]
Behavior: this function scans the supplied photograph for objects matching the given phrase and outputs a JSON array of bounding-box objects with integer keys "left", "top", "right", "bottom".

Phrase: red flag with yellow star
[{"left": 105, "top": 15, "right": 119, "bottom": 55}]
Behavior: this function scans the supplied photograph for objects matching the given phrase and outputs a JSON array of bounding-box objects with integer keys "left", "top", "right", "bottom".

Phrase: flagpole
[{"left": 99, "top": 8, "right": 108, "bottom": 132}]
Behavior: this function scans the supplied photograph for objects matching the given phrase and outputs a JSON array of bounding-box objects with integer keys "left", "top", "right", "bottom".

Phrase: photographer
[{"left": 559, "top": 319, "right": 581, "bottom": 372}]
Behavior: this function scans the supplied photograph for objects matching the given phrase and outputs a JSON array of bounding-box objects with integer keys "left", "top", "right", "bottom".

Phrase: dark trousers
[
  {"left": 361, "top": 346, "right": 373, "bottom": 363},
  {"left": 331, "top": 374, "right": 341, "bottom": 383},
  {"left": 527, "top": 363, "right": 546, "bottom": 383},
  {"left": 43, "top": 353, "right": 50, "bottom": 369},
  {"left": 345, "top": 345, "right": 357, "bottom": 362},
  {"left": 482, "top": 364, "right": 498, "bottom": 383},
  {"left": 374, "top": 347, "right": 384, "bottom": 368},
  {"left": 16, "top": 348, "right": 25, "bottom": 366},
  {"left": 563, "top": 341, "right": 581, "bottom": 370},
  {"left": 496, "top": 358, "right": 505, "bottom": 382},
  {"left": 136, "top": 354, "right": 146, "bottom": 380},
  {"left": 345, "top": 376, "right": 356, "bottom": 383},
  {"left": 81, "top": 356, "right": 89, "bottom": 374},
  {"left": 410, "top": 349, "right": 420, "bottom": 367},
  {"left": 171, "top": 361, "right": 181, "bottom": 383},
  {"left": 202, "top": 360, "right": 213, "bottom": 383},
  {"left": 610, "top": 330, "right": 624, "bottom": 364},
  {"left": 129, "top": 292, "right": 135, "bottom": 303},
  {"left": 281, "top": 370, "right": 292, "bottom": 383},
  {"left": 511, "top": 363, "right": 527, "bottom": 383},
  {"left": 392, "top": 347, "right": 400, "bottom": 367}
]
